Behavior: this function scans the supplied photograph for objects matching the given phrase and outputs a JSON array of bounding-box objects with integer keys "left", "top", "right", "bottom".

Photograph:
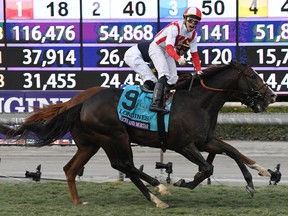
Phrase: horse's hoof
[
  {"left": 174, "top": 179, "right": 185, "bottom": 187},
  {"left": 72, "top": 200, "right": 88, "bottom": 205},
  {"left": 150, "top": 193, "right": 169, "bottom": 209},
  {"left": 245, "top": 185, "right": 255, "bottom": 197},
  {"left": 157, "top": 202, "right": 169, "bottom": 209},
  {"left": 156, "top": 184, "right": 171, "bottom": 196}
]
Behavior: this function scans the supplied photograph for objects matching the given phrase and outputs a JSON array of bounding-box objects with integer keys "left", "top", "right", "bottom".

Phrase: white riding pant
[
  {"left": 124, "top": 45, "right": 158, "bottom": 83},
  {"left": 149, "top": 41, "right": 178, "bottom": 85}
]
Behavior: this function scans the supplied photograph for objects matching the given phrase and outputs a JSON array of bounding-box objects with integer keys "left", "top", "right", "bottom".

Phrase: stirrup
[
  {"left": 140, "top": 85, "right": 153, "bottom": 93},
  {"left": 140, "top": 80, "right": 155, "bottom": 93}
]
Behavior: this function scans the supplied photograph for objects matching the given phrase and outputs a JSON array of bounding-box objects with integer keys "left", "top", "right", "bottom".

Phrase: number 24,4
[{"left": 100, "top": 73, "right": 143, "bottom": 88}]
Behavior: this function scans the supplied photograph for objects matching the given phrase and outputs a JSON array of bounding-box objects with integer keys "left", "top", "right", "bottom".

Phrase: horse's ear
[
  {"left": 230, "top": 60, "right": 243, "bottom": 70},
  {"left": 230, "top": 59, "right": 239, "bottom": 66}
]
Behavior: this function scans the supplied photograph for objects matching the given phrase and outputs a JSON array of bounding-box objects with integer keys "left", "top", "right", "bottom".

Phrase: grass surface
[{"left": 0, "top": 181, "right": 287, "bottom": 216}]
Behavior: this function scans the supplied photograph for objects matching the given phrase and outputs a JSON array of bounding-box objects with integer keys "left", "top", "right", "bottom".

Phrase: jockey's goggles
[{"left": 186, "top": 17, "right": 199, "bottom": 25}]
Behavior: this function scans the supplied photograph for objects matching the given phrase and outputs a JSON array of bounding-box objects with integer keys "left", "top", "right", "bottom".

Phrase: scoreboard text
[{"left": 0, "top": 0, "right": 287, "bottom": 112}]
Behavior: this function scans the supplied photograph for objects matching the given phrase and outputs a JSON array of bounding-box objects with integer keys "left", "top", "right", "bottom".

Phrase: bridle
[{"left": 197, "top": 66, "right": 269, "bottom": 108}]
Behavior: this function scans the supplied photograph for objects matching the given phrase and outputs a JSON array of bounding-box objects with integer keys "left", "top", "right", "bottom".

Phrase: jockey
[
  {"left": 124, "top": 41, "right": 190, "bottom": 91},
  {"left": 148, "top": 6, "right": 203, "bottom": 113}
]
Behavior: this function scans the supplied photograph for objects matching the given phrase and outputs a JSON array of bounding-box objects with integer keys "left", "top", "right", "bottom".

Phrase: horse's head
[{"left": 232, "top": 62, "right": 277, "bottom": 113}]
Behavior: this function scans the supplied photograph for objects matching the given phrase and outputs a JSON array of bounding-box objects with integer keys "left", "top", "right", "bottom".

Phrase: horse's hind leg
[
  {"left": 202, "top": 137, "right": 256, "bottom": 196},
  {"left": 63, "top": 139, "right": 100, "bottom": 204},
  {"left": 196, "top": 142, "right": 269, "bottom": 179}
]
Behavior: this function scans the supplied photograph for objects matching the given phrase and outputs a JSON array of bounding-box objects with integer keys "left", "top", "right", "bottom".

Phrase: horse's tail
[
  {"left": 25, "top": 103, "right": 69, "bottom": 123},
  {"left": 22, "top": 103, "right": 83, "bottom": 146},
  {"left": 0, "top": 86, "right": 104, "bottom": 142},
  {"left": 0, "top": 124, "right": 18, "bottom": 137},
  {"left": 0, "top": 101, "right": 75, "bottom": 140},
  {"left": 24, "top": 86, "right": 105, "bottom": 123}
]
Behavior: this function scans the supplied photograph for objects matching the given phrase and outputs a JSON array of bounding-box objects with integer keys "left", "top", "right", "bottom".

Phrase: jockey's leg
[{"left": 149, "top": 76, "right": 169, "bottom": 113}]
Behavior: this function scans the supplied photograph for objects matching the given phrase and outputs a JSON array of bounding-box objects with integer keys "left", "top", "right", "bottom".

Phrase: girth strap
[{"left": 157, "top": 113, "right": 167, "bottom": 152}]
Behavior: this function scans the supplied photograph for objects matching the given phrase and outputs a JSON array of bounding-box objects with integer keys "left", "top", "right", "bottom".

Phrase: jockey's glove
[
  {"left": 197, "top": 70, "right": 204, "bottom": 78},
  {"left": 177, "top": 56, "right": 186, "bottom": 66}
]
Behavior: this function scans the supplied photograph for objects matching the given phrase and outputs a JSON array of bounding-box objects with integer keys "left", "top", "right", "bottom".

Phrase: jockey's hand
[
  {"left": 177, "top": 56, "right": 186, "bottom": 66},
  {"left": 197, "top": 70, "right": 204, "bottom": 78}
]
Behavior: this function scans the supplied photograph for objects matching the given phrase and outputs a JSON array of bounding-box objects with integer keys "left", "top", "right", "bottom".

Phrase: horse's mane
[
  {"left": 202, "top": 64, "right": 232, "bottom": 78},
  {"left": 174, "top": 61, "right": 240, "bottom": 90}
]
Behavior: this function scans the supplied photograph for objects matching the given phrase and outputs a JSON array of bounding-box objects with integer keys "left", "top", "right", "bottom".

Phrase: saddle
[{"left": 118, "top": 85, "right": 175, "bottom": 151}]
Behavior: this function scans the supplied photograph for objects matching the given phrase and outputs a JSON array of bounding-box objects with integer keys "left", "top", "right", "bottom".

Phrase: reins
[
  {"left": 199, "top": 79, "right": 225, "bottom": 92},
  {"left": 196, "top": 67, "right": 245, "bottom": 93},
  {"left": 195, "top": 68, "right": 257, "bottom": 96},
  {"left": 187, "top": 65, "right": 269, "bottom": 109}
]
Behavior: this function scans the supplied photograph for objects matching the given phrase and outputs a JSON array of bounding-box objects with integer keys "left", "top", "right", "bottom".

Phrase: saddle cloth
[{"left": 117, "top": 85, "right": 172, "bottom": 132}]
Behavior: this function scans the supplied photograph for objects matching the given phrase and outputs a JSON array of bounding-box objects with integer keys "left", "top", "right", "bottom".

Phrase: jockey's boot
[
  {"left": 149, "top": 76, "right": 169, "bottom": 113},
  {"left": 140, "top": 80, "right": 155, "bottom": 92}
]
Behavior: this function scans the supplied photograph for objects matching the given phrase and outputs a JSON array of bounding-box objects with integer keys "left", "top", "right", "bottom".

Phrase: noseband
[
  {"left": 198, "top": 66, "right": 269, "bottom": 108},
  {"left": 238, "top": 68, "right": 269, "bottom": 107}
]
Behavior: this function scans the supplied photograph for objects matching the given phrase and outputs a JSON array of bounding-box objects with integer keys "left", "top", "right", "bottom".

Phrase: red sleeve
[
  {"left": 191, "top": 52, "right": 201, "bottom": 71},
  {"left": 166, "top": 44, "right": 180, "bottom": 61}
]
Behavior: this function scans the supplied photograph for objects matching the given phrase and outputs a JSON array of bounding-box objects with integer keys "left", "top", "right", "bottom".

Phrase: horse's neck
[
  {"left": 198, "top": 90, "right": 230, "bottom": 114},
  {"left": 196, "top": 70, "right": 238, "bottom": 113}
]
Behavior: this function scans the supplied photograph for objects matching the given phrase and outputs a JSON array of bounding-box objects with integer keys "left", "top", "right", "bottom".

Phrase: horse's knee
[
  {"left": 63, "top": 164, "right": 70, "bottom": 173},
  {"left": 196, "top": 164, "right": 214, "bottom": 179},
  {"left": 63, "top": 165, "right": 70, "bottom": 177},
  {"left": 63, "top": 165, "right": 79, "bottom": 180},
  {"left": 203, "top": 164, "right": 214, "bottom": 176}
]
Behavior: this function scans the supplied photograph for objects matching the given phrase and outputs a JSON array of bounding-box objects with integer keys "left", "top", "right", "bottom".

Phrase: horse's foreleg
[
  {"left": 107, "top": 159, "right": 170, "bottom": 207},
  {"left": 111, "top": 162, "right": 170, "bottom": 207},
  {"left": 125, "top": 166, "right": 170, "bottom": 195},
  {"left": 63, "top": 145, "right": 100, "bottom": 204},
  {"left": 174, "top": 143, "right": 214, "bottom": 189},
  {"left": 130, "top": 176, "right": 169, "bottom": 208},
  {"left": 102, "top": 136, "right": 170, "bottom": 207},
  {"left": 194, "top": 153, "right": 216, "bottom": 179}
]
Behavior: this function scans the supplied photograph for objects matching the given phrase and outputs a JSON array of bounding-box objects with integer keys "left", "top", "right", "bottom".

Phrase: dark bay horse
[{"left": 0, "top": 62, "right": 276, "bottom": 208}]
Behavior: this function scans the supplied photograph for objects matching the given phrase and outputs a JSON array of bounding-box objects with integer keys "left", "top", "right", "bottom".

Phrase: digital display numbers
[{"left": 0, "top": 0, "right": 288, "bottom": 113}]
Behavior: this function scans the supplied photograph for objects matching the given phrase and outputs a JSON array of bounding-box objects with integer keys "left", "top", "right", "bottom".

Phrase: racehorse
[{"left": 0, "top": 61, "right": 276, "bottom": 208}]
